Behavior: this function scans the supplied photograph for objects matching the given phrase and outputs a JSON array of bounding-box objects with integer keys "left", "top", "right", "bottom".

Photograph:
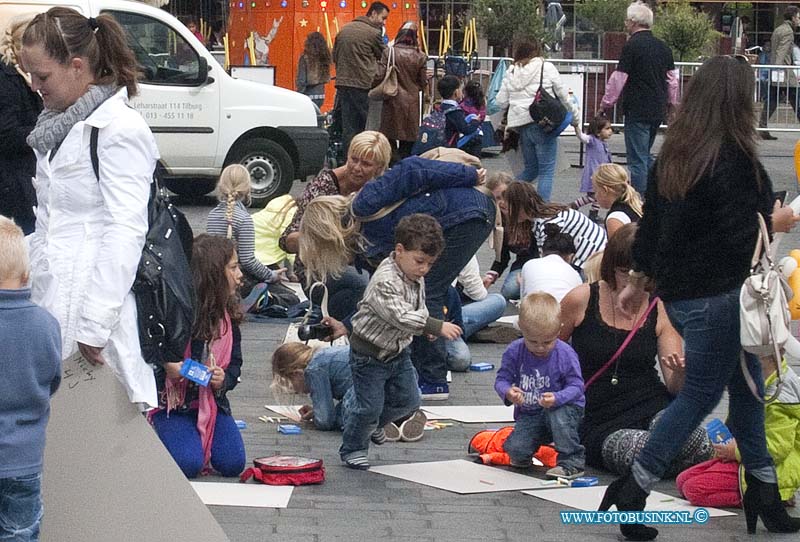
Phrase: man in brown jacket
[
  {"left": 333, "top": 2, "right": 388, "bottom": 154},
  {"left": 759, "top": 5, "right": 800, "bottom": 140}
]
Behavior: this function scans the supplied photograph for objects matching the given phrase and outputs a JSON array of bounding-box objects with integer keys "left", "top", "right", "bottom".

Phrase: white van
[{"left": 0, "top": 0, "right": 328, "bottom": 205}]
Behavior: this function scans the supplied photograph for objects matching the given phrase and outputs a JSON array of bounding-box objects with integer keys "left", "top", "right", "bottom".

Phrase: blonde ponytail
[{"left": 592, "top": 163, "right": 643, "bottom": 217}]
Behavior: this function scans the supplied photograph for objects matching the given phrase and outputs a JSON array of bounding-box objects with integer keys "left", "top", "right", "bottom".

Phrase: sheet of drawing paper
[
  {"left": 421, "top": 405, "right": 515, "bottom": 423},
  {"left": 283, "top": 322, "right": 348, "bottom": 347},
  {"left": 369, "top": 459, "right": 558, "bottom": 494},
  {"left": 42, "top": 352, "right": 230, "bottom": 542},
  {"left": 191, "top": 482, "right": 293, "bottom": 508},
  {"left": 522, "top": 486, "right": 736, "bottom": 517},
  {"left": 263, "top": 404, "right": 304, "bottom": 422}
]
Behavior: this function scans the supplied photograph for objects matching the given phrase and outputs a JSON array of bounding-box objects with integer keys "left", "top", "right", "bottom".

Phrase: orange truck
[{"left": 226, "top": 0, "right": 420, "bottom": 112}]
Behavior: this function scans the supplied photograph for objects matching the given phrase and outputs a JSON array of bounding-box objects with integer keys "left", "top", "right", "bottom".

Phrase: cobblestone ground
[{"left": 176, "top": 133, "right": 800, "bottom": 541}]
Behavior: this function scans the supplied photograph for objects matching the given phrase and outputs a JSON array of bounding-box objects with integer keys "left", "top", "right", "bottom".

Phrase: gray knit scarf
[{"left": 26, "top": 84, "right": 117, "bottom": 154}]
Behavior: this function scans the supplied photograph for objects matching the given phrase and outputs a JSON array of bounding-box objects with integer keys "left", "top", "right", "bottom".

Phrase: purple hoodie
[{"left": 495, "top": 338, "right": 585, "bottom": 419}]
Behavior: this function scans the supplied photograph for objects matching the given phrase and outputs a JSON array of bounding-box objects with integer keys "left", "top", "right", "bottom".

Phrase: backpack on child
[
  {"left": 90, "top": 127, "right": 195, "bottom": 368},
  {"left": 411, "top": 105, "right": 459, "bottom": 156}
]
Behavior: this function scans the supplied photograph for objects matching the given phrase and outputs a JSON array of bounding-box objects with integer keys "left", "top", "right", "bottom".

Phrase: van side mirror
[{"left": 197, "top": 56, "right": 215, "bottom": 85}]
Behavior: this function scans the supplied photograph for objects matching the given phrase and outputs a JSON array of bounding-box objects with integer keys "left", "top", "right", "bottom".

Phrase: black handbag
[{"left": 528, "top": 59, "right": 567, "bottom": 133}]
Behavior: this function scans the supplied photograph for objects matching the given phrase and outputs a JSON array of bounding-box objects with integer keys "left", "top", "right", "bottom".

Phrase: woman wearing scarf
[
  {"left": 151, "top": 235, "right": 246, "bottom": 478},
  {"left": 0, "top": 15, "right": 42, "bottom": 235},
  {"left": 20, "top": 7, "right": 159, "bottom": 407}
]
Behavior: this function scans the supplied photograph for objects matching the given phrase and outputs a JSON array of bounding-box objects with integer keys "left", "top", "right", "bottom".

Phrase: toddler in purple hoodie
[{"left": 495, "top": 292, "right": 586, "bottom": 479}]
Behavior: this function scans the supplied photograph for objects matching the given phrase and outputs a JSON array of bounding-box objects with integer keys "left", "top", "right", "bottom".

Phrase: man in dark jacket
[
  {"left": 758, "top": 5, "right": 800, "bottom": 140},
  {"left": 332, "top": 2, "right": 388, "bottom": 154}
]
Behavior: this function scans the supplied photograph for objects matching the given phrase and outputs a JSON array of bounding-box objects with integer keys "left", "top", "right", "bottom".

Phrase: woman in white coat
[
  {"left": 21, "top": 7, "right": 159, "bottom": 407},
  {"left": 495, "top": 37, "right": 580, "bottom": 202}
]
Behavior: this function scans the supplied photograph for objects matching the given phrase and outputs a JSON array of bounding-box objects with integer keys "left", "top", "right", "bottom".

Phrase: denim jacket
[
  {"left": 304, "top": 345, "right": 353, "bottom": 430},
  {"left": 351, "top": 156, "right": 494, "bottom": 262}
]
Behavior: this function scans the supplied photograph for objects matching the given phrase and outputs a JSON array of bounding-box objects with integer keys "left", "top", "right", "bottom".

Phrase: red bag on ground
[
  {"left": 240, "top": 456, "right": 325, "bottom": 486},
  {"left": 468, "top": 426, "right": 559, "bottom": 468}
]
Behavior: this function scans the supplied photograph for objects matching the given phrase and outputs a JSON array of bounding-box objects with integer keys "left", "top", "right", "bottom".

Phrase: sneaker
[
  {"left": 760, "top": 131, "right": 778, "bottom": 141},
  {"left": 546, "top": 465, "right": 585, "bottom": 480},
  {"left": 419, "top": 381, "right": 449, "bottom": 400},
  {"left": 470, "top": 325, "right": 521, "bottom": 344},
  {"left": 510, "top": 458, "right": 533, "bottom": 469},
  {"left": 383, "top": 422, "right": 401, "bottom": 442},
  {"left": 399, "top": 410, "right": 427, "bottom": 442},
  {"left": 344, "top": 454, "right": 371, "bottom": 470},
  {"left": 370, "top": 428, "right": 387, "bottom": 445}
]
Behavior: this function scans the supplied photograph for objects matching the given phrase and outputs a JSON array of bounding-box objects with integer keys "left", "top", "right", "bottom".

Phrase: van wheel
[{"left": 227, "top": 138, "right": 294, "bottom": 207}]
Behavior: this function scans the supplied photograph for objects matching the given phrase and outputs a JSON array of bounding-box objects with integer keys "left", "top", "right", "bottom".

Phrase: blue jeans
[
  {"left": 518, "top": 123, "right": 558, "bottom": 201},
  {"left": 445, "top": 292, "right": 508, "bottom": 370},
  {"left": 0, "top": 472, "right": 42, "bottom": 541},
  {"left": 411, "top": 214, "right": 495, "bottom": 385},
  {"left": 503, "top": 404, "right": 585, "bottom": 470},
  {"left": 340, "top": 348, "right": 421, "bottom": 460},
  {"left": 623, "top": 119, "right": 660, "bottom": 195},
  {"left": 501, "top": 269, "right": 521, "bottom": 301},
  {"left": 152, "top": 410, "right": 246, "bottom": 479},
  {"left": 633, "top": 288, "right": 774, "bottom": 492}
]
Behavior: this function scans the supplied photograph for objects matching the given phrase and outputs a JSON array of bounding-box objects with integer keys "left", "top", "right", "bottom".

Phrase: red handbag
[{"left": 239, "top": 456, "right": 325, "bottom": 486}]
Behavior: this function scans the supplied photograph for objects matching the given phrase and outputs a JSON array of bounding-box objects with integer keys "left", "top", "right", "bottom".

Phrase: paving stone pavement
[{"left": 175, "top": 134, "right": 800, "bottom": 541}]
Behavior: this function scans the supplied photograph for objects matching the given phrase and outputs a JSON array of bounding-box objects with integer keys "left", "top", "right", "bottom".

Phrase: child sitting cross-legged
[
  {"left": 340, "top": 213, "right": 462, "bottom": 470},
  {"left": 494, "top": 292, "right": 586, "bottom": 478}
]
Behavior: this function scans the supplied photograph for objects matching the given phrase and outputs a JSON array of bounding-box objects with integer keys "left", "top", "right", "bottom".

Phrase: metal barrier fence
[{"left": 436, "top": 56, "right": 800, "bottom": 134}]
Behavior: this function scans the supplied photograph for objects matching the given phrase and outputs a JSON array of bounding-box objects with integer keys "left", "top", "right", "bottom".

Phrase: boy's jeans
[
  {"left": 340, "top": 348, "right": 421, "bottom": 460},
  {"left": 503, "top": 404, "right": 585, "bottom": 471},
  {"left": 0, "top": 472, "right": 42, "bottom": 541}
]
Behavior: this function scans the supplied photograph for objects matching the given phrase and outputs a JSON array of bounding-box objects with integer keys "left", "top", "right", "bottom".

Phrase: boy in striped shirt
[{"left": 340, "top": 214, "right": 462, "bottom": 469}]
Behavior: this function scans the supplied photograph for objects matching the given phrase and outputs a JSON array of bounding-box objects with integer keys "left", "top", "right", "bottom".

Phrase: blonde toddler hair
[
  {"left": 0, "top": 216, "right": 29, "bottom": 282},
  {"left": 216, "top": 164, "right": 251, "bottom": 238},
  {"left": 592, "top": 163, "right": 643, "bottom": 217},
  {"left": 518, "top": 292, "right": 561, "bottom": 337},
  {"left": 270, "top": 342, "right": 315, "bottom": 395}
]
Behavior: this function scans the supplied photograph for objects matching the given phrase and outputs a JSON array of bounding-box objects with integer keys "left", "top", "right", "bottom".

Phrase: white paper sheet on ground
[
  {"left": 43, "top": 353, "right": 230, "bottom": 542},
  {"left": 421, "top": 405, "right": 515, "bottom": 423},
  {"left": 496, "top": 315, "right": 519, "bottom": 325},
  {"left": 370, "top": 459, "right": 557, "bottom": 494},
  {"left": 522, "top": 486, "right": 736, "bottom": 517},
  {"left": 264, "top": 404, "right": 303, "bottom": 422},
  {"left": 191, "top": 482, "right": 293, "bottom": 508},
  {"left": 283, "top": 321, "right": 349, "bottom": 348}
]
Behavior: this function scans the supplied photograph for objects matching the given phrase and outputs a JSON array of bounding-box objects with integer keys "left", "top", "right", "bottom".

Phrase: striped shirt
[
  {"left": 207, "top": 201, "right": 276, "bottom": 282},
  {"left": 534, "top": 209, "right": 607, "bottom": 268},
  {"left": 350, "top": 254, "right": 443, "bottom": 361}
]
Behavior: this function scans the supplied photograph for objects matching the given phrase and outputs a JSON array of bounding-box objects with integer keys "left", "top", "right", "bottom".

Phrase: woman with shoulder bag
[
  {"left": 21, "top": 7, "right": 160, "bottom": 407},
  {"left": 603, "top": 56, "right": 800, "bottom": 540},
  {"left": 494, "top": 37, "right": 579, "bottom": 202},
  {"left": 376, "top": 27, "right": 427, "bottom": 162}
]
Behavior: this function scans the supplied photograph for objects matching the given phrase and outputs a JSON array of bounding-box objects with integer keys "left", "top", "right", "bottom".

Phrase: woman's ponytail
[{"left": 93, "top": 13, "right": 139, "bottom": 97}]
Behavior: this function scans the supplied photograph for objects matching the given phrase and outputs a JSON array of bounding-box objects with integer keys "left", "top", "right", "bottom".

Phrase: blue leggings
[{"left": 152, "top": 409, "right": 246, "bottom": 479}]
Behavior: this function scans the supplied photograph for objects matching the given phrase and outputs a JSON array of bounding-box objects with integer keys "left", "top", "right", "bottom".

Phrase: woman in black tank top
[{"left": 560, "top": 225, "right": 713, "bottom": 473}]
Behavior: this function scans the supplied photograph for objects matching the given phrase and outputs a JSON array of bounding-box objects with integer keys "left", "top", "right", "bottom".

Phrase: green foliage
[
  {"left": 473, "top": 0, "right": 548, "bottom": 53},
  {"left": 575, "top": 0, "right": 629, "bottom": 33},
  {"left": 653, "top": 0, "right": 721, "bottom": 61}
]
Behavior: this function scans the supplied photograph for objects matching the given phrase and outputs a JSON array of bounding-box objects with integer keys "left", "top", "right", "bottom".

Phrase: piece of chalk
[
  {"left": 540, "top": 479, "right": 558, "bottom": 486},
  {"left": 660, "top": 498, "right": 674, "bottom": 502},
  {"left": 479, "top": 479, "right": 495, "bottom": 485}
]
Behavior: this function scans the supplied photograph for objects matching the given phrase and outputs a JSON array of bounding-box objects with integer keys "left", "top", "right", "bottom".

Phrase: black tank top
[{"left": 571, "top": 282, "right": 669, "bottom": 420}]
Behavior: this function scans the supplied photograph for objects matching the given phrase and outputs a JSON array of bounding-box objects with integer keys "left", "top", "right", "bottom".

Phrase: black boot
[
  {"left": 599, "top": 473, "right": 658, "bottom": 541},
  {"left": 742, "top": 472, "right": 800, "bottom": 534},
  {"left": 759, "top": 130, "right": 777, "bottom": 140}
]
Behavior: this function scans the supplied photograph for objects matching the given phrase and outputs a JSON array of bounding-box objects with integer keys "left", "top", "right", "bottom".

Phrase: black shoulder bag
[{"left": 528, "top": 59, "right": 567, "bottom": 133}]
